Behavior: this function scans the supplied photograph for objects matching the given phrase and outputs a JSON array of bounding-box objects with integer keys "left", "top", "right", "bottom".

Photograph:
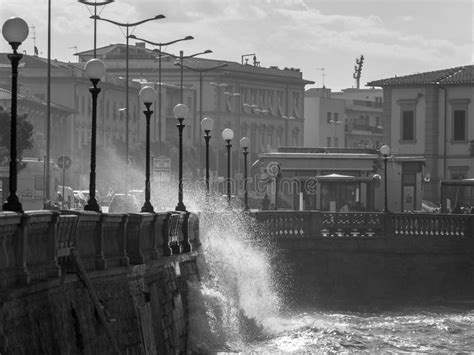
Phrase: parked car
[
  {"left": 108, "top": 193, "right": 139, "bottom": 213},
  {"left": 422, "top": 200, "right": 440, "bottom": 213}
]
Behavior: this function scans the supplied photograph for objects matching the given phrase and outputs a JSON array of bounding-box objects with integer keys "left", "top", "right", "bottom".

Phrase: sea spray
[{"left": 185, "top": 192, "right": 284, "bottom": 351}]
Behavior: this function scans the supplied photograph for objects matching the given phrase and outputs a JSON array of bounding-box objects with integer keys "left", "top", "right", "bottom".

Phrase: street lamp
[
  {"left": 175, "top": 62, "right": 228, "bottom": 147},
  {"left": 222, "top": 128, "right": 234, "bottom": 206},
  {"left": 91, "top": 14, "right": 165, "bottom": 173},
  {"left": 127, "top": 34, "right": 193, "bottom": 148},
  {"left": 240, "top": 137, "right": 250, "bottom": 211},
  {"left": 201, "top": 117, "right": 213, "bottom": 194},
  {"left": 84, "top": 58, "right": 106, "bottom": 212},
  {"left": 224, "top": 91, "right": 242, "bottom": 174},
  {"left": 177, "top": 49, "right": 212, "bottom": 103},
  {"left": 2, "top": 17, "right": 29, "bottom": 212},
  {"left": 139, "top": 86, "right": 156, "bottom": 213},
  {"left": 174, "top": 104, "right": 189, "bottom": 212},
  {"left": 78, "top": 0, "right": 114, "bottom": 58},
  {"left": 380, "top": 144, "right": 391, "bottom": 213}
]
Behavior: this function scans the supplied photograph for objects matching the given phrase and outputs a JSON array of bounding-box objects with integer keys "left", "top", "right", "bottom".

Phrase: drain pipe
[{"left": 441, "top": 86, "right": 447, "bottom": 180}]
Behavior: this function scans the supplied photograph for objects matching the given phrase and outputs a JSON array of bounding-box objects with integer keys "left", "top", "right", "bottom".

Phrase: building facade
[
  {"left": 76, "top": 43, "right": 312, "bottom": 181},
  {"left": 368, "top": 65, "right": 474, "bottom": 208},
  {"left": 304, "top": 87, "right": 383, "bottom": 149}
]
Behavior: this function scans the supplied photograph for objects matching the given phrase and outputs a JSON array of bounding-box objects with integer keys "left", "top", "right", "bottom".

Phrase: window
[
  {"left": 401, "top": 109, "right": 415, "bottom": 141},
  {"left": 327, "top": 112, "right": 332, "bottom": 123},
  {"left": 397, "top": 99, "right": 417, "bottom": 142},
  {"left": 334, "top": 112, "right": 339, "bottom": 123},
  {"left": 327, "top": 137, "right": 331, "bottom": 147},
  {"left": 453, "top": 109, "right": 466, "bottom": 141}
]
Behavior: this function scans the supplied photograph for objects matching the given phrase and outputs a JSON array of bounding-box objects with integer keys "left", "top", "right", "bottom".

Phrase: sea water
[{"left": 167, "top": 189, "right": 474, "bottom": 353}]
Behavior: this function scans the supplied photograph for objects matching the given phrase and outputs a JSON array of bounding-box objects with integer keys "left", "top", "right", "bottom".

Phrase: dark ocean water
[
  {"left": 189, "top": 202, "right": 474, "bottom": 354},
  {"left": 240, "top": 306, "right": 474, "bottom": 353}
]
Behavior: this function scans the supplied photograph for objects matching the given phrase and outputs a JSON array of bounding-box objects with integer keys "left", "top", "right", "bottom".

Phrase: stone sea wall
[{"left": 0, "top": 210, "right": 205, "bottom": 354}]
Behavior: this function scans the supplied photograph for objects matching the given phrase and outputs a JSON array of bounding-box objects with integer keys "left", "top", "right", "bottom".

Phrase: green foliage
[{"left": 0, "top": 108, "right": 34, "bottom": 170}]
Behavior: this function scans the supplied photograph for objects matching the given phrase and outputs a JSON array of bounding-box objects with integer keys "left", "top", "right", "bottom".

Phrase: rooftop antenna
[
  {"left": 353, "top": 54, "right": 364, "bottom": 89},
  {"left": 69, "top": 46, "right": 78, "bottom": 61},
  {"left": 241, "top": 53, "right": 255, "bottom": 65},
  {"left": 316, "top": 67, "right": 326, "bottom": 88},
  {"left": 29, "top": 25, "right": 37, "bottom": 56}
]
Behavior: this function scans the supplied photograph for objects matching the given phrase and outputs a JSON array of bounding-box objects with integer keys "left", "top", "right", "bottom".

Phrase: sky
[{"left": 0, "top": 0, "right": 472, "bottom": 91}]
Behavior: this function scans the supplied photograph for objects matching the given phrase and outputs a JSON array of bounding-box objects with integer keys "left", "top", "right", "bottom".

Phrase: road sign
[
  {"left": 153, "top": 156, "right": 171, "bottom": 171},
  {"left": 57, "top": 155, "right": 72, "bottom": 170}
]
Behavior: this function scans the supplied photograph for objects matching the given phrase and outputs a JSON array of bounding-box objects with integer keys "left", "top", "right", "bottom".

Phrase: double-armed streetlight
[
  {"left": 2, "top": 17, "right": 29, "bottom": 212},
  {"left": 127, "top": 34, "right": 194, "bottom": 148},
  {"left": 222, "top": 128, "right": 234, "bottom": 206},
  {"left": 78, "top": 0, "right": 114, "bottom": 58},
  {"left": 201, "top": 117, "right": 214, "bottom": 194},
  {"left": 84, "top": 58, "right": 106, "bottom": 212},
  {"left": 174, "top": 104, "right": 189, "bottom": 212},
  {"left": 240, "top": 137, "right": 250, "bottom": 211},
  {"left": 380, "top": 144, "right": 391, "bottom": 213},
  {"left": 139, "top": 86, "right": 157, "bottom": 213},
  {"left": 177, "top": 49, "right": 212, "bottom": 102},
  {"left": 90, "top": 14, "right": 165, "bottom": 171}
]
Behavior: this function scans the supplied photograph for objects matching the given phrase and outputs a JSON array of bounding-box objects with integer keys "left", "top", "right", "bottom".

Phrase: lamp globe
[
  {"left": 173, "top": 104, "right": 189, "bottom": 119},
  {"left": 2, "top": 17, "right": 29, "bottom": 44},
  {"left": 139, "top": 86, "right": 156, "bottom": 104},
  {"left": 85, "top": 58, "right": 105, "bottom": 80},
  {"left": 380, "top": 144, "right": 391, "bottom": 156},
  {"left": 201, "top": 117, "right": 214, "bottom": 131},
  {"left": 240, "top": 137, "right": 250, "bottom": 148},
  {"left": 222, "top": 128, "right": 234, "bottom": 141}
]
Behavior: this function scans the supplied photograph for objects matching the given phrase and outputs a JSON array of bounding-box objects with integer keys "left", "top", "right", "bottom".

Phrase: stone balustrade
[
  {"left": 252, "top": 210, "right": 474, "bottom": 239},
  {"left": 0, "top": 210, "right": 199, "bottom": 288}
]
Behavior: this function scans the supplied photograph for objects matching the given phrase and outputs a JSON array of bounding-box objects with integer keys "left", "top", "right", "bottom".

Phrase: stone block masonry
[{"left": 0, "top": 210, "right": 204, "bottom": 354}]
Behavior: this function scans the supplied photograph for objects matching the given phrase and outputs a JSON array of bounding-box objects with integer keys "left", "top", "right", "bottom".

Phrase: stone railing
[
  {"left": 0, "top": 210, "right": 200, "bottom": 288},
  {"left": 252, "top": 211, "right": 474, "bottom": 239}
]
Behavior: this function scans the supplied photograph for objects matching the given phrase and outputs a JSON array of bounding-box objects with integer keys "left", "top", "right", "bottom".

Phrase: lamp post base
[
  {"left": 175, "top": 201, "right": 186, "bottom": 212},
  {"left": 84, "top": 198, "right": 101, "bottom": 213},
  {"left": 3, "top": 195, "right": 22, "bottom": 213},
  {"left": 141, "top": 201, "right": 154, "bottom": 213}
]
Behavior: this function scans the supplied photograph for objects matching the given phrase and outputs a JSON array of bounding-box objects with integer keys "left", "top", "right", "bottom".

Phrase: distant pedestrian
[{"left": 452, "top": 204, "right": 462, "bottom": 214}]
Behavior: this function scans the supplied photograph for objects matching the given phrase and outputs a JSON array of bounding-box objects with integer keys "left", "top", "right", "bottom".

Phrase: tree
[{"left": 0, "top": 107, "right": 34, "bottom": 171}]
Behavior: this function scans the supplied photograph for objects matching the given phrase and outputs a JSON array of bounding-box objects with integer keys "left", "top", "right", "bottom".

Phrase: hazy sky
[{"left": 0, "top": 0, "right": 472, "bottom": 90}]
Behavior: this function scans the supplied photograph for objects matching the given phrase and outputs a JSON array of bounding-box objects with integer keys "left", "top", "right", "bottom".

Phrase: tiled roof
[
  {"left": 367, "top": 65, "right": 474, "bottom": 87},
  {"left": 0, "top": 53, "right": 71, "bottom": 69}
]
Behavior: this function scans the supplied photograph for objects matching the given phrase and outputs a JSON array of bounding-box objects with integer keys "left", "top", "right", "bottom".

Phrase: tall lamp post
[
  {"left": 127, "top": 34, "right": 193, "bottom": 148},
  {"left": 139, "top": 86, "right": 156, "bottom": 213},
  {"left": 380, "top": 144, "right": 391, "bottom": 213},
  {"left": 224, "top": 91, "right": 242, "bottom": 174},
  {"left": 84, "top": 59, "right": 106, "bottom": 212},
  {"left": 240, "top": 137, "right": 250, "bottom": 211},
  {"left": 177, "top": 49, "right": 212, "bottom": 103},
  {"left": 78, "top": 0, "right": 114, "bottom": 58},
  {"left": 91, "top": 14, "right": 165, "bottom": 173},
  {"left": 201, "top": 117, "right": 213, "bottom": 194},
  {"left": 2, "top": 17, "right": 29, "bottom": 212},
  {"left": 174, "top": 104, "right": 189, "bottom": 212},
  {"left": 174, "top": 62, "right": 228, "bottom": 146},
  {"left": 222, "top": 128, "right": 234, "bottom": 206}
]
